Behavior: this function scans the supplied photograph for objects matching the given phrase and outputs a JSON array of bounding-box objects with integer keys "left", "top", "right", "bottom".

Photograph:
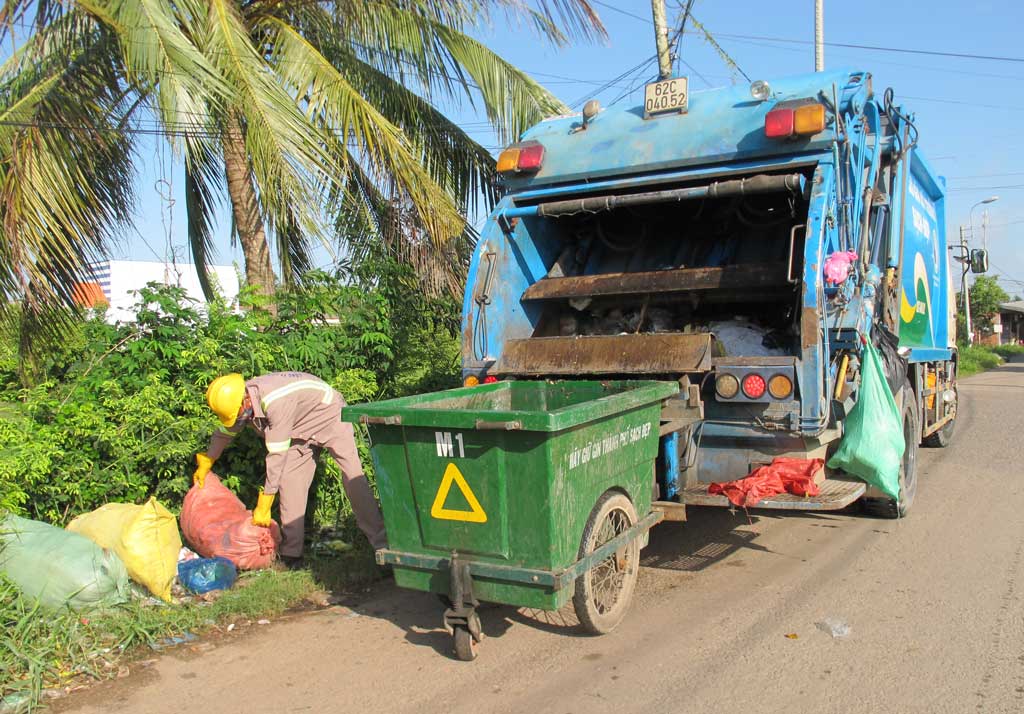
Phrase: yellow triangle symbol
[{"left": 430, "top": 462, "right": 487, "bottom": 523}]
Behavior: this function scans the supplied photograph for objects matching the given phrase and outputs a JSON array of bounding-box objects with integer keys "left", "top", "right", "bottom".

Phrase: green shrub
[
  {"left": 958, "top": 345, "right": 1003, "bottom": 377},
  {"left": 1, "top": 271, "right": 460, "bottom": 530}
]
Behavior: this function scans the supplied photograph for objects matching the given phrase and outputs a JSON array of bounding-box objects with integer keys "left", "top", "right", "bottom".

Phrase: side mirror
[{"left": 971, "top": 248, "right": 989, "bottom": 274}]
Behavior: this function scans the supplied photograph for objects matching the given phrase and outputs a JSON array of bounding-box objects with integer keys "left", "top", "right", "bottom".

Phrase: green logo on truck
[{"left": 900, "top": 252, "right": 931, "bottom": 344}]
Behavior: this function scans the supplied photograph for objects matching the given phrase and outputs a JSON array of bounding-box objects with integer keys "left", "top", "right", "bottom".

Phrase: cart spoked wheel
[
  {"left": 573, "top": 491, "right": 641, "bottom": 635},
  {"left": 453, "top": 625, "right": 478, "bottom": 661}
]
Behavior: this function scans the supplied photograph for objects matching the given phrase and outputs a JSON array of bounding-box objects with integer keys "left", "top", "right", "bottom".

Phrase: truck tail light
[
  {"left": 463, "top": 375, "right": 480, "bottom": 387},
  {"left": 767, "top": 374, "right": 793, "bottom": 399},
  {"left": 482, "top": 375, "right": 498, "bottom": 384},
  {"left": 793, "top": 103, "right": 826, "bottom": 134},
  {"left": 742, "top": 374, "right": 766, "bottom": 399},
  {"left": 764, "top": 108, "right": 794, "bottom": 138},
  {"left": 765, "top": 102, "right": 826, "bottom": 138},
  {"left": 497, "top": 141, "right": 545, "bottom": 174},
  {"left": 715, "top": 374, "right": 740, "bottom": 399}
]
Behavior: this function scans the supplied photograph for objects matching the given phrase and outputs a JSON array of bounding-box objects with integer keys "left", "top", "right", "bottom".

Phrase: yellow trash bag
[{"left": 67, "top": 497, "right": 182, "bottom": 602}]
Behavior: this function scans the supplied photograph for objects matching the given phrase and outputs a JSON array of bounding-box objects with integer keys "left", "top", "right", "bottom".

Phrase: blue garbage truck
[{"left": 460, "top": 68, "right": 963, "bottom": 519}]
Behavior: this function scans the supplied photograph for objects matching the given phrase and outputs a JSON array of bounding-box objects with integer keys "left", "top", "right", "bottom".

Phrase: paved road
[{"left": 64, "top": 362, "right": 1024, "bottom": 714}]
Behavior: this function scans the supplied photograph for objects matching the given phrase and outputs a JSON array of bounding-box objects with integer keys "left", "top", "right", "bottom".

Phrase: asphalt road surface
[{"left": 63, "top": 362, "right": 1024, "bottom": 714}]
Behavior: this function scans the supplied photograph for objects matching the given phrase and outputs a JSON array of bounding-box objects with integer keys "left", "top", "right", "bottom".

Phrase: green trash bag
[
  {"left": 0, "top": 514, "right": 130, "bottom": 610},
  {"left": 827, "top": 340, "right": 905, "bottom": 499}
]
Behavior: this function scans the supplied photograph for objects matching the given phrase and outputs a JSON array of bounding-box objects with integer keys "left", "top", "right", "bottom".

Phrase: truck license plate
[{"left": 644, "top": 77, "right": 688, "bottom": 118}]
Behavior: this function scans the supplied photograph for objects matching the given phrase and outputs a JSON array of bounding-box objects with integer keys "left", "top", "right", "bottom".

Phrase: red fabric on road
[
  {"left": 708, "top": 457, "right": 824, "bottom": 508},
  {"left": 180, "top": 473, "right": 281, "bottom": 570}
]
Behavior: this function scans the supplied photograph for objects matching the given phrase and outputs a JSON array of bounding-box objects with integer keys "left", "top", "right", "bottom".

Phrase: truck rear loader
[{"left": 463, "top": 68, "right": 961, "bottom": 518}]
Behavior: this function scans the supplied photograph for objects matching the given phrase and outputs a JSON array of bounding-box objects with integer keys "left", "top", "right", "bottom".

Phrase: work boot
[{"left": 280, "top": 555, "right": 305, "bottom": 571}]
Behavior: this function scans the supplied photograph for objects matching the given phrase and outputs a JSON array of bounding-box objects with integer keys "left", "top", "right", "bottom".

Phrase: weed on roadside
[{"left": 1, "top": 569, "right": 321, "bottom": 711}]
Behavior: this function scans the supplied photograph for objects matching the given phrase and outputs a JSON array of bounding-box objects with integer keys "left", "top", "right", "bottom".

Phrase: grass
[
  {"left": 958, "top": 343, "right": 1024, "bottom": 377},
  {"left": 0, "top": 543, "right": 384, "bottom": 712},
  {"left": 958, "top": 345, "right": 1003, "bottom": 377}
]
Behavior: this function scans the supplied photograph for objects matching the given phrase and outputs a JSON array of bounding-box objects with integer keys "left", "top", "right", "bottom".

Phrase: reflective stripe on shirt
[
  {"left": 260, "top": 380, "right": 334, "bottom": 411},
  {"left": 266, "top": 439, "right": 292, "bottom": 454}
]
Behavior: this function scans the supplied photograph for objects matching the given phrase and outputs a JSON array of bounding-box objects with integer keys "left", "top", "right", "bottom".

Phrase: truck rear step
[{"left": 680, "top": 478, "right": 865, "bottom": 511}]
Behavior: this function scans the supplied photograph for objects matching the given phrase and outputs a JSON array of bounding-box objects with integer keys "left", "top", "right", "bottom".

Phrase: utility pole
[
  {"left": 814, "top": 0, "right": 825, "bottom": 71},
  {"left": 651, "top": 0, "right": 672, "bottom": 80},
  {"left": 958, "top": 226, "right": 974, "bottom": 344}
]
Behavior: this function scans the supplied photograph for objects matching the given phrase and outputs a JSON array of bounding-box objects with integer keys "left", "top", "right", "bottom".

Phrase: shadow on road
[{"left": 333, "top": 502, "right": 839, "bottom": 657}]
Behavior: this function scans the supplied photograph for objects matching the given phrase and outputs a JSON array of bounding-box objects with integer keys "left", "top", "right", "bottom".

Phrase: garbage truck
[
  {"left": 461, "top": 67, "right": 963, "bottom": 518},
  {"left": 347, "top": 68, "right": 970, "bottom": 658}
]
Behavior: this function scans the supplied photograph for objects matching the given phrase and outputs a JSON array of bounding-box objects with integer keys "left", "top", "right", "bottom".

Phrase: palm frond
[
  {"left": 84, "top": 0, "right": 231, "bottom": 138},
  {"left": 0, "top": 18, "right": 135, "bottom": 358},
  {"left": 260, "top": 14, "right": 466, "bottom": 246},
  {"left": 335, "top": 154, "right": 474, "bottom": 297},
  {"left": 317, "top": 44, "right": 498, "bottom": 215},
  {"left": 429, "top": 22, "right": 567, "bottom": 142}
]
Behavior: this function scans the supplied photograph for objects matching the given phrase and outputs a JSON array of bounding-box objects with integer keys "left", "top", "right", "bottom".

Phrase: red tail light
[
  {"left": 483, "top": 376, "right": 498, "bottom": 384},
  {"left": 765, "top": 108, "right": 794, "bottom": 138},
  {"left": 516, "top": 143, "right": 544, "bottom": 171},
  {"left": 497, "top": 141, "right": 545, "bottom": 174},
  {"left": 742, "top": 374, "right": 766, "bottom": 399}
]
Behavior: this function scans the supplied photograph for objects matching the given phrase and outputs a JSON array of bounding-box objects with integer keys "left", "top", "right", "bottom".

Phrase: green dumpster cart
[{"left": 343, "top": 379, "right": 677, "bottom": 660}]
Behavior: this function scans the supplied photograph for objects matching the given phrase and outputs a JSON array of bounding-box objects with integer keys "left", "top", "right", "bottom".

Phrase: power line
[
  {"left": 948, "top": 185, "right": 1024, "bottom": 192},
  {"left": 948, "top": 172, "right": 1024, "bottom": 180},
  {"left": 901, "top": 94, "right": 1024, "bottom": 113},
  {"left": 590, "top": 0, "right": 746, "bottom": 81},
  {"left": 689, "top": 30, "right": 1024, "bottom": 65}
]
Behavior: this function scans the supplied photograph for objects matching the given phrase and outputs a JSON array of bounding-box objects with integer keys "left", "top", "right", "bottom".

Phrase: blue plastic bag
[{"left": 177, "top": 557, "right": 237, "bottom": 594}]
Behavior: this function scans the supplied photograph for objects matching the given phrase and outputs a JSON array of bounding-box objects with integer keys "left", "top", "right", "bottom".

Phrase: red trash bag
[
  {"left": 180, "top": 473, "right": 281, "bottom": 570},
  {"left": 708, "top": 457, "right": 823, "bottom": 508}
]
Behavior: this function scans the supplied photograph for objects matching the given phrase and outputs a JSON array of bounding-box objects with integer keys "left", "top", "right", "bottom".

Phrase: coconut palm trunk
[{"left": 222, "top": 110, "right": 275, "bottom": 298}]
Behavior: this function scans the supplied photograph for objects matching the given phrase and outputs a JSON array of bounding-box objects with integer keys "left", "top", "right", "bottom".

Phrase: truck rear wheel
[
  {"left": 863, "top": 383, "right": 919, "bottom": 518},
  {"left": 573, "top": 491, "right": 640, "bottom": 635}
]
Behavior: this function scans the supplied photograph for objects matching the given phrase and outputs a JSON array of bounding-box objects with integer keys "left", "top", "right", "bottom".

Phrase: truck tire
[
  {"left": 922, "top": 385, "right": 956, "bottom": 448},
  {"left": 863, "top": 383, "right": 919, "bottom": 519},
  {"left": 572, "top": 491, "right": 640, "bottom": 635}
]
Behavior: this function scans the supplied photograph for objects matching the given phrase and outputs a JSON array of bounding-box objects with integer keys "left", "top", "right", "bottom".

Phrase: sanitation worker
[{"left": 193, "top": 372, "right": 387, "bottom": 568}]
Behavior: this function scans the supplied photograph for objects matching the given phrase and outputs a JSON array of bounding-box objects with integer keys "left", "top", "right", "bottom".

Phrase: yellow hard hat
[{"left": 206, "top": 373, "right": 246, "bottom": 428}]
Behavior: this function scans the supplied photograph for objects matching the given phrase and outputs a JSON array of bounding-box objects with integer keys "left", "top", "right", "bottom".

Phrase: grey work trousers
[{"left": 276, "top": 421, "right": 387, "bottom": 557}]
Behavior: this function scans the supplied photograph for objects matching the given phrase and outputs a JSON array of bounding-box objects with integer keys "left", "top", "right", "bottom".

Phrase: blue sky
[{"left": 121, "top": 0, "right": 1024, "bottom": 295}]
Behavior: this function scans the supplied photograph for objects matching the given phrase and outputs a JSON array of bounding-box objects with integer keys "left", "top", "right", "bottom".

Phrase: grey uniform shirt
[{"left": 205, "top": 372, "right": 342, "bottom": 494}]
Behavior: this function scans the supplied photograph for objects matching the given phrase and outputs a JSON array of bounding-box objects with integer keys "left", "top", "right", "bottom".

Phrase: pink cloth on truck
[
  {"left": 180, "top": 473, "right": 281, "bottom": 570},
  {"left": 708, "top": 457, "right": 823, "bottom": 508},
  {"left": 823, "top": 250, "right": 858, "bottom": 285}
]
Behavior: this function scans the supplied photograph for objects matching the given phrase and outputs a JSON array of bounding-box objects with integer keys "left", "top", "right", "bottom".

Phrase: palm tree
[{"left": 0, "top": 0, "right": 604, "bottom": 326}]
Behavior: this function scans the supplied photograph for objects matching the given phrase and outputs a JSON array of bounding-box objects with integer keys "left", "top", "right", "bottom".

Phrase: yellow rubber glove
[
  {"left": 193, "top": 453, "right": 214, "bottom": 489},
  {"left": 252, "top": 491, "right": 275, "bottom": 527}
]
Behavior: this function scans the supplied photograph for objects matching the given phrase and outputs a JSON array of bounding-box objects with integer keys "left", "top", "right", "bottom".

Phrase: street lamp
[
  {"left": 961, "top": 196, "right": 999, "bottom": 345},
  {"left": 971, "top": 196, "right": 999, "bottom": 250}
]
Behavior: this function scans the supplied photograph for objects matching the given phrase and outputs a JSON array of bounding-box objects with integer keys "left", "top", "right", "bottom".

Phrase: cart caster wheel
[
  {"left": 453, "top": 625, "right": 478, "bottom": 661},
  {"left": 573, "top": 491, "right": 641, "bottom": 635}
]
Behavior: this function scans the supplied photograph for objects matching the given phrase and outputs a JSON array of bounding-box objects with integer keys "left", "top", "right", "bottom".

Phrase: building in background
[
  {"left": 73, "top": 260, "right": 240, "bottom": 322},
  {"left": 997, "top": 301, "right": 1024, "bottom": 346}
]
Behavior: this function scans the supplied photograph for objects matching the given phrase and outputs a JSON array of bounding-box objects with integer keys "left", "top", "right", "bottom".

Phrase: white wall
[{"left": 90, "top": 260, "right": 240, "bottom": 323}]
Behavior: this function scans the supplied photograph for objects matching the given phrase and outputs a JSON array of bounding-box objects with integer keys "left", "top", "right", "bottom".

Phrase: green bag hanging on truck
[
  {"left": 0, "top": 514, "right": 130, "bottom": 610},
  {"left": 827, "top": 340, "right": 905, "bottom": 499}
]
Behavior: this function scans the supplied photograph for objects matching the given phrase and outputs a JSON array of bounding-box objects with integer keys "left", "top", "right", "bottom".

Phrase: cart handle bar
[
  {"left": 474, "top": 419, "right": 522, "bottom": 431},
  {"left": 359, "top": 415, "right": 402, "bottom": 425}
]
